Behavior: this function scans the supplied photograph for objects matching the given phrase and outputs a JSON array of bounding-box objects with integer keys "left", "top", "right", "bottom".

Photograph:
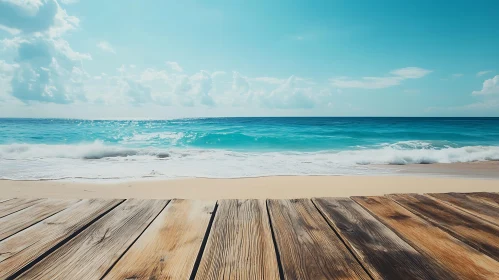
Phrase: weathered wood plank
[
  {"left": 390, "top": 193, "right": 499, "bottom": 261},
  {"left": 105, "top": 199, "right": 216, "bottom": 280},
  {"left": 195, "top": 200, "right": 279, "bottom": 280},
  {"left": 0, "top": 199, "right": 78, "bottom": 241},
  {"left": 428, "top": 192, "right": 499, "bottom": 226},
  {"left": 0, "top": 198, "right": 43, "bottom": 218},
  {"left": 466, "top": 192, "right": 499, "bottom": 207},
  {"left": 268, "top": 199, "right": 370, "bottom": 280},
  {"left": 313, "top": 197, "right": 454, "bottom": 280},
  {"left": 353, "top": 196, "right": 499, "bottom": 280},
  {"left": 0, "top": 199, "right": 122, "bottom": 279},
  {"left": 18, "top": 199, "right": 168, "bottom": 280}
]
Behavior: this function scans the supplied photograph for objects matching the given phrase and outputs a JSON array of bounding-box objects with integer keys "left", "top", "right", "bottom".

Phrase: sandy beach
[{"left": 1, "top": 173, "right": 498, "bottom": 200}]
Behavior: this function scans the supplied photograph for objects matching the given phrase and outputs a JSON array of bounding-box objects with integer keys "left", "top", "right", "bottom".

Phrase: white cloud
[
  {"left": 60, "top": 0, "right": 79, "bottom": 4},
  {"left": 48, "top": 2, "right": 79, "bottom": 37},
  {"left": 251, "top": 77, "right": 286, "bottom": 85},
  {"left": 477, "top": 70, "right": 492, "bottom": 77},
  {"left": 53, "top": 38, "right": 91, "bottom": 60},
  {"left": 166, "top": 61, "right": 183, "bottom": 72},
  {"left": 211, "top": 71, "right": 226, "bottom": 79},
  {"left": 330, "top": 67, "right": 432, "bottom": 89},
  {"left": 96, "top": 41, "right": 115, "bottom": 54},
  {"left": 390, "top": 67, "right": 432, "bottom": 79},
  {"left": 259, "top": 76, "right": 315, "bottom": 109},
  {"left": 330, "top": 76, "right": 401, "bottom": 89},
  {"left": 140, "top": 68, "right": 169, "bottom": 82},
  {"left": 0, "top": 25, "right": 21, "bottom": 35},
  {"left": 472, "top": 75, "right": 499, "bottom": 95},
  {"left": 0, "top": 37, "right": 29, "bottom": 50},
  {"left": 452, "top": 73, "right": 463, "bottom": 78},
  {"left": 9, "top": 38, "right": 89, "bottom": 104},
  {"left": 0, "top": 60, "right": 19, "bottom": 73}
]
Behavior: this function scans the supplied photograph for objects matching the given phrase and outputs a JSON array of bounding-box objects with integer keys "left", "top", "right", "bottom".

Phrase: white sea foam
[{"left": 1, "top": 141, "right": 498, "bottom": 181}]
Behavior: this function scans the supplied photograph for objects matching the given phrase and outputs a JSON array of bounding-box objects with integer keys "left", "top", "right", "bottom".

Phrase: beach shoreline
[{"left": 1, "top": 174, "right": 498, "bottom": 200}]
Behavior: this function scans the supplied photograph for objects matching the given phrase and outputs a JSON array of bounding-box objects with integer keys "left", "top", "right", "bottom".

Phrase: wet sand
[{"left": 1, "top": 161, "right": 497, "bottom": 199}]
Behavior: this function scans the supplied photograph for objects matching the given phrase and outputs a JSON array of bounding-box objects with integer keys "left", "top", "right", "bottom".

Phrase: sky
[{"left": 0, "top": 0, "right": 498, "bottom": 119}]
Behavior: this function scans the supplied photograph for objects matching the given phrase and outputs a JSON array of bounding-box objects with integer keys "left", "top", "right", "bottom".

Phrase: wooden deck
[{"left": 0, "top": 193, "right": 498, "bottom": 279}]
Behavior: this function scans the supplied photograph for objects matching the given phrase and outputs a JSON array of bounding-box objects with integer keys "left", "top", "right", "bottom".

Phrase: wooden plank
[
  {"left": 390, "top": 193, "right": 499, "bottom": 261},
  {"left": 353, "top": 196, "right": 499, "bottom": 279},
  {"left": 0, "top": 198, "right": 43, "bottom": 218},
  {"left": 268, "top": 199, "right": 370, "bottom": 280},
  {"left": 105, "top": 199, "right": 216, "bottom": 280},
  {"left": 313, "top": 197, "right": 454, "bottom": 280},
  {"left": 428, "top": 192, "right": 499, "bottom": 226},
  {"left": 466, "top": 192, "right": 499, "bottom": 207},
  {"left": 18, "top": 199, "right": 168, "bottom": 280},
  {"left": 0, "top": 199, "right": 78, "bottom": 241},
  {"left": 195, "top": 200, "right": 279, "bottom": 280},
  {"left": 0, "top": 199, "right": 122, "bottom": 279}
]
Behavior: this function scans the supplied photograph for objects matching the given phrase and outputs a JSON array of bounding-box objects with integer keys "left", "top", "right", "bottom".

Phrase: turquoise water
[{"left": 1, "top": 117, "right": 499, "bottom": 180}]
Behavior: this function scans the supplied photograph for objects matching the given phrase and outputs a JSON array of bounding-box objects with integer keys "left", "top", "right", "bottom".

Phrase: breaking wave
[{"left": 1, "top": 140, "right": 498, "bottom": 181}]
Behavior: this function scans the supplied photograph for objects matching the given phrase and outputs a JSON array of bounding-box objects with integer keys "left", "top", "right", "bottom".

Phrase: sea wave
[
  {"left": 0, "top": 141, "right": 170, "bottom": 160},
  {"left": 0, "top": 141, "right": 499, "bottom": 165},
  {"left": 1, "top": 141, "right": 498, "bottom": 163}
]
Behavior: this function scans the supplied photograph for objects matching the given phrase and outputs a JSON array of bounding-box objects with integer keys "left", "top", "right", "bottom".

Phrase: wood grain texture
[
  {"left": 0, "top": 199, "right": 122, "bottom": 279},
  {"left": 313, "top": 197, "right": 454, "bottom": 280},
  {"left": 0, "top": 199, "right": 78, "bottom": 241},
  {"left": 195, "top": 199, "right": 279, "bottom": 280},
  {"left": 390, "top": 193, "right": 499, "bottom": 261},
  {"left": 466, "top": 192, "right": 499, "bottom": 207},
  {"left": 105, "top": 199, "right": 216, "bottom": 280},
  {"left": 18, "top": 199, "right": 168, "bottom": 280},
  {"left": 0, "top": 198, "right": 43, "bottom": 218},
  {"left": 428, "top": 192, "right": 499, "bottom": 226},
  {"left": 353, "top": 196, "right": 499, "bottom": 280},
  {"left": 268, "top": 199, "right": 370, "bottom": 280}
]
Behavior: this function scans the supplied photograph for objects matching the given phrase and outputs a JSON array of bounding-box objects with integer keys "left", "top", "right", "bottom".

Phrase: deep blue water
[{"left": 1, "top": 117, "right": 498, "bottom": 180}]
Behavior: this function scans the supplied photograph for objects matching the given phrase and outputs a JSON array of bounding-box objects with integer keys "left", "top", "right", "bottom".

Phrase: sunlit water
[{"left": 1, "top": 117, "right": 498, "bottom": 181}]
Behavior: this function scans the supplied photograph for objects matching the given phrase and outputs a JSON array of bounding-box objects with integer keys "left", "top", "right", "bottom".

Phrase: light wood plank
[
  {"left": 353, "top": 196, "right": 499, "bottom": 280},
  {"left": 429, "top": 192, "right": 499, "bottom": 226},
  {"left": 0, "top": 199, "right": 78, "bottom": 241},
  {"left": 0, "top": 198, "right": 43, "bottom": 218},
  {"left": 105, "top": 199, "right": 216, "bottom": 280},
  {"left": 18, "top": 199, "right": 168, "bottom": 280},
  {"left": 195, "top": 199, "right": 279, "bottom": 280},
  {"left": 268, "top": 199, "right": 370, "bottom": 280},
  {"left": 390, "top": 193, "right": 499, "bottom": 261},
  {"left": 313, "top": 197, "right": 454, "bottom": 279},
  {"left": 0, "top": 199, "right": 122, "bottom": 279}
]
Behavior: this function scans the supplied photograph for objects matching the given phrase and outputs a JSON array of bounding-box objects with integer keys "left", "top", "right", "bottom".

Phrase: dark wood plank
[
  {"left": 0, "top": 198, "right": 43, "bottom": 218},
  {"left": 313, "top": 197, "right": 454, "bottom": 280},
  {"left": 18, "top": 199, "right": 168, "bottom": 280},
  {"left": 466, "top": 192, "right": 499, "bottom": 207},
  {"left": 390, "top": 193, "right": 499, "bottom": 261},
  {"left": 105, "top": 199, "right": 216, "bottom": 280},
  {"left": 0, "top": 199, "right": 78, "bottom": 241},
  {"left": 353, "top": 196, "right": 499, "bottom": 280},
  {"left": 429, "top": 192, "right": 499, "bottom": 226},
  {"left": 268, "top": 199, "right": 370, "bottom": 280},
  {"left": 0, "top": 199, "right": 122, "bottom": 279},
  {"left": 195, "top": 200, "right": 279, "bottom": 280}
]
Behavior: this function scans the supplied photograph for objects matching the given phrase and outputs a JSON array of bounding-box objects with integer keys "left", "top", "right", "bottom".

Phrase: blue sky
[{"left": 0, "top": 0, "right": 498, "bottom": 118}]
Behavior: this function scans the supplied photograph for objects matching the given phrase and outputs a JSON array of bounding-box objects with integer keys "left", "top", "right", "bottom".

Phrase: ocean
[{"left": 1, "top": 117, "right": 498, "bottom": 181}]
